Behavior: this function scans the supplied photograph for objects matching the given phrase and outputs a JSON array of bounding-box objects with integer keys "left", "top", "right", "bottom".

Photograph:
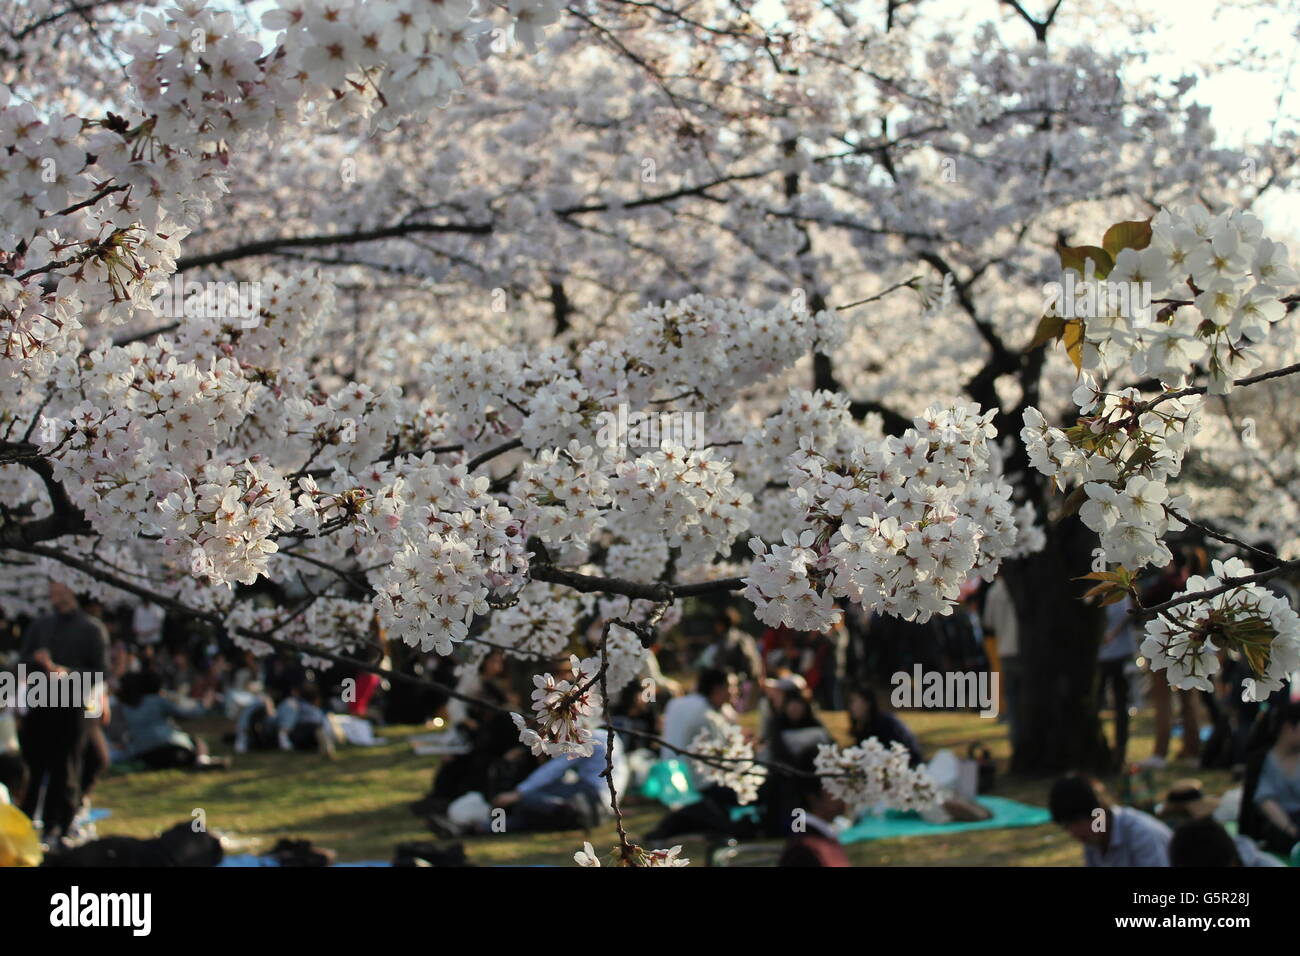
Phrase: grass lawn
[{"left": 91, "top": 706, "right": 1233, "bottom": 866}]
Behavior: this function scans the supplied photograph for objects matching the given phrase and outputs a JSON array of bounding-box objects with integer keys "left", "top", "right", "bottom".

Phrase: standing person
[
  {"left": 981, "top": 577, "right": 1020, "bottom": 742},
  {"left": 1097, "top": 596, "right": 1137, "bottom": 770},
  {"left": 17, "top": 580, "right": 109, "bottom": 846}
]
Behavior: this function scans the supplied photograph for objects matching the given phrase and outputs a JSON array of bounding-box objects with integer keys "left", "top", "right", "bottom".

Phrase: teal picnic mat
[{"left": 839, "top": 796, "right": 1051, "bottom": 844}]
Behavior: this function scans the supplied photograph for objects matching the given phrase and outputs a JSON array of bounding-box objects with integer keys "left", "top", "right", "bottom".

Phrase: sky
[{"left": 913, "top": 0, "right": 1300, "bottom": 227}]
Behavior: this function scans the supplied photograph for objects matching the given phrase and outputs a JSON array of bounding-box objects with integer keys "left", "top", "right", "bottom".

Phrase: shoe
[
  {"left": 234, "top": 733, "right": 248, "bottom": 754},
  {"left": 1136, "top": 755, "right": 1167, "bottom": 769},
  {"left": 194, "top": 756, "right": 232, "bottom": 771},
  {"left": 265, "top": 838, "right": 336, "bottom": 867}
]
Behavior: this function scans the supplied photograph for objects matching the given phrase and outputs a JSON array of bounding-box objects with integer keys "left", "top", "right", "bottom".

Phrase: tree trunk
[{"left": 1002, "top": 514, "right": 1111, "bottom": 773}]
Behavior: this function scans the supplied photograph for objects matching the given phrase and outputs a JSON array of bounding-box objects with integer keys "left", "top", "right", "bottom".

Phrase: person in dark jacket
[
  {"left": 759, "top": 685, "right": 832, "bottom": 836},
  {"left": 847, "top": 686, "right": 924, "bottom": 766},
  {"left": 18, "top": 580, "right": 109, "bottom": 844},
  {"left": 779, "top": 749, "right": 850, "bottom": 867},
  {"left": 116, "top": 670, "right": 227, "bottom": 770}
]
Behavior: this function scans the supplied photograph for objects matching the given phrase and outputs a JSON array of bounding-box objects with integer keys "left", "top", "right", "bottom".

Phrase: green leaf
[{"left": 1102, "top": 219, "right": 1153, "bottom": 259}]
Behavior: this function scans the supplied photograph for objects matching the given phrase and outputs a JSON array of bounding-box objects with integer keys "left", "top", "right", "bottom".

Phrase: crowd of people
[{"left": 2, "top": 541, "right": 1299, "bottom": 868}]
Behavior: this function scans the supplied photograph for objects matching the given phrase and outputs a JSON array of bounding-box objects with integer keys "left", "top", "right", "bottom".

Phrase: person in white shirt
[
  {"left": 659, "top": 669, "right": 737, "bottom": 761},
  {"left": 1050, "top": 774, "right": 1171, "bottom": 867},
  {"left": 132, "top": 602, "right": 164, "bottom": 647}
]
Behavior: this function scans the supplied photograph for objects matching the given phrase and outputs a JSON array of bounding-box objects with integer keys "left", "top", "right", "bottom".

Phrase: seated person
[
  {"left": 1169, "top": 816, "right": 1282, "bottom": 867},
  {"left": 492, "top": 726, "right": 626, "bottom": 833},
  {"left": 659, "top": 668, "right": 737, "bottom": 761},
  {"left": 116, "top": 669, "right": 227, "bottom": 770},
  {"left": 418, "top": 650, "right": 533, "bottom": 814},
  {"left": 275, "top": 683, "right": 333, "bottom": 754},
  {"left": 430, "top": 726, "right": 626, "bottom": 836},
  {"left": 1049, "top": 774, "right": 1170, "bottom": 866},
  {"left": 697, "top": 608, "right": 764, "bottom": 710},
  {"left": 1251, "top": 700, "right": 1300, "bottom": 853},
  {"left": 759, "top": 685, "right": 832, "bottom": 836},
  {"left": 847, "top": 686, "right": 923, "bottom": 766},
  {"left": 779, "top": 749, "right": 850, "bottom": 867},
  {"left": 1157, "top": 778, "right": 1280, "bottom": 867},
  {"left": 645, "top": 671, "right": 755, "bottom": 842},
  {"left": 235, "top": 682, "right": 334, "bottom": 755}
]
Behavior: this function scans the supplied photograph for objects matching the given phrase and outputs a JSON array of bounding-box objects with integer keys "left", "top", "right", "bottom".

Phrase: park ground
[{"left": 91, "top": 703, "right": 1234, "bottom": 866}]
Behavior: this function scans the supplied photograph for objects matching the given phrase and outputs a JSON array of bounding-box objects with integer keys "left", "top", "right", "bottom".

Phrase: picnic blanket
[
  {"left": 838, "top": 795, "right": 1051, "bottom": 845},
  {"left": 217, "top": 853, "right": 390, "bottom": 867}
]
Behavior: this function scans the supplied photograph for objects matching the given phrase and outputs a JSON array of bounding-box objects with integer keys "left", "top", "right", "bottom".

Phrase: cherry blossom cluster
[
  {"left": 225, "top": 596, "right": 372, "bottom": 668},
  {"left": 511, "top": 441, "right": 611, "bottom": 554},
  {"left": 155, "top": 460, "right": 297, "bottom": 587},
  {"left": 618, "top": 296, "right": 847, "bottom": 409},
  {"left": 480, "top": 582, "right": 594, "bottom": 661},
  {"left": 1022, "top": 391, "right": 1201, "bottom": 570},
  {"left": 347, "top": 455, "right": 530, "bottom": 653},
  {"left": 688, "top": 724, "right": 767, "bottom": 805},
  {"left": 814, "top": 739, "right": 939, "bottom": 816},
  {"left": 574, "top": 842, "right": 690, "bottom": 867},
  {"left": 1078, "top": 209, "right": 1297, "bottom": 392},
  {"left": 610, "top": 445, "right": 753, "bottom": 568},
  {"left": 739, "top": 388, "right": 864, "bottom": 491},
  {"left": 1141, "top": 558, "right": 1300, "bottom": 701},
  {"left": 38, "top": 346, "right": 264, "bottom": 538},
  {"left": 426, "top": 341, "right": 570, "bottom": 453},
  {"left": 745, "top": 404, "right": 1020, "bottom": 630},
  {"left": 511, "top": 655, "right": 602, "bottom": 758},
  {"left": 600, "top": 623, "right": 651, "bottom": 698},
  {"left": 371, "top": 521, "right": 494, "bottom": 654},
  {"left": 3, "top": 0, "right": 566, "bottom": 421}
]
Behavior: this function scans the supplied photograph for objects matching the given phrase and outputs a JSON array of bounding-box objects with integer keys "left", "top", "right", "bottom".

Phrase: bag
[
  {"left": 941, "top": 794, "right": 994, "bottom": 823},
  {"left": 264, "top": 838, "right": 335, "bottom": 867},
  {"left": 44, "top": 821, "right": 222, "bottom": 867},
  {"left": 0, "top": 803, "right": 41, "bottom": 867},
  {"left": 640, "top": 759, "right": 701, "bottom": 808},
  {"left": 393, "top": 841, "right": 470, "bottom": 867},
  {"left": 447, "top": 791, "right": 491, "bottom": 830}
]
